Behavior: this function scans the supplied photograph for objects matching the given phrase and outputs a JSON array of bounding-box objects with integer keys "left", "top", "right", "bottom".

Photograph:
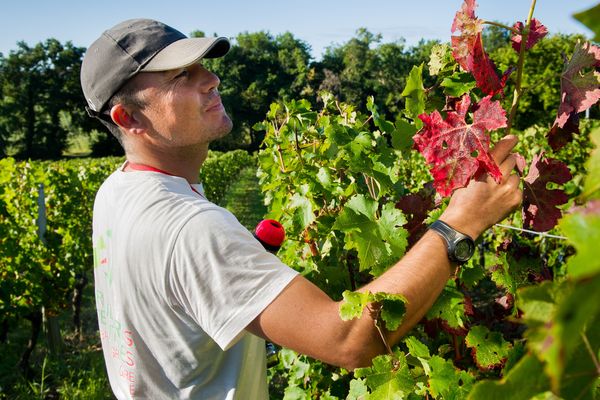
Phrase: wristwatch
[{"left": 429, "top": 220, "right": 475, "bottom": 264}]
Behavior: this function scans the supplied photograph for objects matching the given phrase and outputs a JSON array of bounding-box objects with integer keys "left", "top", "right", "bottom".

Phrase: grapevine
[
  {"left": 258, "top": 1, "right": 600, "bottom": 398},
  {"left": 0, "top": 151, "right": 253, "bottom": 376}
]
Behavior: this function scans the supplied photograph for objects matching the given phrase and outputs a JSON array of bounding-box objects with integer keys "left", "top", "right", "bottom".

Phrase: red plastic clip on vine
[{"left": 253, "top": 219, "right": 285, "bottom": 254}]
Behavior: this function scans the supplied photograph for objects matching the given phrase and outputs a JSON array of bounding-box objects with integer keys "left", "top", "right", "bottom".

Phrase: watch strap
[
  {"left": 429, "top": 220, "right": 459, "bottom": 243},
  {"left": 429, "top": 220, "right": 474, "bottom": 263}
]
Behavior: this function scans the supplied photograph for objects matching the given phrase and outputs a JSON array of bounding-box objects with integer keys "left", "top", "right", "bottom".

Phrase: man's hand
[{"left": 440, "top": 135, "right": 523, "bottom": 239}]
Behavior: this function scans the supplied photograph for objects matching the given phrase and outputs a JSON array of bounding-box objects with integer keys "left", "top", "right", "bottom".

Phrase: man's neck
[{"left": 124, "top": 144, "right": 209, "bottom": 184}]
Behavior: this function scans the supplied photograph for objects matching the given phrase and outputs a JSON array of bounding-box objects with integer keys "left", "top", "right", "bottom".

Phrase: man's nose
[{"left": 195, "top": 65, "right": 220, "bottom": 93}]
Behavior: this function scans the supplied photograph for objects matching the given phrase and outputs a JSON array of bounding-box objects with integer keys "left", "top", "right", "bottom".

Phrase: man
[{"left": 81, "top": 19, "right": 521, "bottom": 399}]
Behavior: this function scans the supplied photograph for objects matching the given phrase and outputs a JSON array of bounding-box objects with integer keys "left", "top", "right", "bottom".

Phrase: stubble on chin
[{"left": 212, "top": 112, "right": 234, "bottom": 141}]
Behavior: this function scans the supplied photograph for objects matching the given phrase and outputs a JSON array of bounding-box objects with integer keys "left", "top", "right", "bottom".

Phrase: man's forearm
[{"left": 340, "top": 229, "right": 456, "bottom": 362}]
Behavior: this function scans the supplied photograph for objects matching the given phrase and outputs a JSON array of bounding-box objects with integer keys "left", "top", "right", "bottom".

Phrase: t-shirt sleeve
[{"left": 167, "top": 207, "right": 299, "bottom": 351}]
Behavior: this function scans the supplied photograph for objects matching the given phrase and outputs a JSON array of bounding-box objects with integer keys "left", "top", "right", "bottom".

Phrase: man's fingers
[
  {"left": 490, "top": 135, "right": 518, "bottom": 164},
  {"left": 499, "top": 154, "right": 517, "bottom": 179},
  {"left": 507, "top": 174, "right": 524, "bottom": 209},
  {"left": 507, "top": 174, "right": 521, "bottom": 190}
]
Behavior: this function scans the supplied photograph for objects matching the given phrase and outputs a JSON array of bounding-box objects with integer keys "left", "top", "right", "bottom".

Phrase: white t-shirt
[{"left": 92, "top": 167, "right": 298, "bottom": 399}]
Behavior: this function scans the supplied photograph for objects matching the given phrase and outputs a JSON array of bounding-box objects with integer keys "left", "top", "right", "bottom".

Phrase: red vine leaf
[
  {"left": 554, "top": 41, "right": 600, "bottom": 129},
  {"left": 451, "top": 0, "right": 483, "bottom": 66},
  {"left": 395, "top": 184, "right": 436, "bottom": 247},
  {"left": 546, "top": 113, "right": 580, "bottom": 151},
  {"left": 523, "top": 153, "right": 572, "bottom": 232},
  {"left": 414, "top": 95, "right": 506, "bottom": 197},
  {"left": 451, "top": 0, "right": 506, "bottom": 95},
  {"left": 495, "top": 294, "right": 514, "bottom": 311},
  {"left": 514, "top": 152, "right": 527, "bottom": 175},
  {"left": 511, "top": 19, "right": 548, "bottom": 53},
  {"left": 463, "top": 295, "right": 475, "bottom": 316}
]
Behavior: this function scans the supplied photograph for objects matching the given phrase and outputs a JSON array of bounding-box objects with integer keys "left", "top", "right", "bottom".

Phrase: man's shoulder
[
  {"left": 93, "top": 170, "right": 224, "bottom": 227},
  {"left": 96, "top": 170, "right": 212, "bottom": 204}
]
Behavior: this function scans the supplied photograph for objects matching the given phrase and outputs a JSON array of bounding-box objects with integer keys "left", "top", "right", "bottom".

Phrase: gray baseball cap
[{"left": 81, "top": 18, "right": 230, "bottom": 114}]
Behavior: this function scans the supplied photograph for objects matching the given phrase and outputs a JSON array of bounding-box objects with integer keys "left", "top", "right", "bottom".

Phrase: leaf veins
[
  {"left": 511, "top": 18, "right": 548, "bottom": 53},
  {"left": 554, "top": 41, "right": 600, "bottom": 129},
  {"left": 523, "top": 153, "right": 572, "bottom": 232},
  {"left": 414, "top": 95, "right": 506, "bottom": 197}
]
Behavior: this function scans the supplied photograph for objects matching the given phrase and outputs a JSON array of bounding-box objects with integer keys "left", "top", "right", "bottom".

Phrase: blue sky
[{"left": 1, "top": 0, "right": 597, "bottom": 60}]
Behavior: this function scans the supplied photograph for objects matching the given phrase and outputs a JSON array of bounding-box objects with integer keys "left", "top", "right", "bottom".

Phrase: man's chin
[{"left": 214, "top": 117, "right": 234, "bottom": 140}]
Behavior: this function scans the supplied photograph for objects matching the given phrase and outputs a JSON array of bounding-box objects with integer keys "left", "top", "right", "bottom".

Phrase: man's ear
[{"left": 110, "top": 104, "right": 144, "bottom": 134}]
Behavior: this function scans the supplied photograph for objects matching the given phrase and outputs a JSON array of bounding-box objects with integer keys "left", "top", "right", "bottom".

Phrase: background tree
[
  {"left": 0, "top": 30, "right": 587, "bottom": 158},
  {"left": 375, "top": 39, "right": 439, "bottom": 116},
  {"left": 317, "top": 28, "right": 381, "bottom": 110},
  {"left": 201, "top": 31, "right": 312, "bottom": 151},
  {"left": 481, "top": 23, "right": 511, "bottom": 53},
  {"left": 0, "top": 39, "right": 91, "bottom": 159},
  {"left": 312, "top": 29, "right": 438, "bottom": 119},
  {"left": 491, "top": 33, "right": 590, "bottom": 130}
]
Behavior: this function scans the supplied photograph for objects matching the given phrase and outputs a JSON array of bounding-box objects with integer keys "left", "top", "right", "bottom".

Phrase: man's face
[{"left": 129, "top": 63, "right": 233, "bottom": 148}]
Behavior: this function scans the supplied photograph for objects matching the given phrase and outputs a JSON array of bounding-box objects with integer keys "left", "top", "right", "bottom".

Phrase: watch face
[{"left": 455, "top": 239, "right": 475, "bottom": 262}]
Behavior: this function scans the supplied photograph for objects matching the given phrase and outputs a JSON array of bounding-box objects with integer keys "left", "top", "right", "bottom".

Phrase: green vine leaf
[
  {"left": 401, "top": 64, "right": 426, "bottom": 129},
  {"left": 465, "top": 325, "right": 512, "bottom": 370},
  {"left": 367, "top": 97, "right": 415, "bottom": 153},
  {"left": 283, "top": 385, "right": 311, "bottom": 400},
  {"left": 559, "top": 211, "right": 600, "bottom": 279},
  {"left": 574, "top": 4, "right": 600, "bottom": 42},
  {"left": 517, "top": 275, "right": 600, "bottom": 397},
  {"left": 347, "top": 378, "right": 370, "bottom": 400},
  {"left": 391, "top": 120, "right": 417, "bottom": 153},
  {"left": 428, "top": 355, "right": 475, "bottom": 399},
  {"left": 339, "top": 291, "right": 407, "bottom": 331},
  {"left": 340, "top": 290, "right": 372, "bottom": 321},
  {"left": 425, "top": 282, "right": 468, "bottom": 334},
  {"left": 441, "top": 72, "right": 477, "bottom": 97},
  {"left": 354, "top": 352, "right": 415, "bottom": 399},
  {"left": 428, "top": 43, "right": 453, "bottom": 76},
  {"left": 334, "top": 195, "right": 407, "bottom": 276},
  {"left": 404, "top": 336, "right": 431, "bottom": 360},
  {"left": 372, "top": 292, "right": 408, "bottom": 331},
  {"left": 468, "top": 354, "right": 550, "bottom": 400}
]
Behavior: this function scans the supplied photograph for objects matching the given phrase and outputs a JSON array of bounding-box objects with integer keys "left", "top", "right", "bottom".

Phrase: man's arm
[{"left": 246, "top": 136, "right": 522, "bottom": 370}]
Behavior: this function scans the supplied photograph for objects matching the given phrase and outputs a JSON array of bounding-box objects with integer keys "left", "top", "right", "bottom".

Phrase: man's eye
[{"left": 174, "top": 69, "right": 189, "bottom": 79}]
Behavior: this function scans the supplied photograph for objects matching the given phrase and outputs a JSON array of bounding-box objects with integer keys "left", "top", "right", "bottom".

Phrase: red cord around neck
[{"left": 125, "top": 161, "right": 204, "bottom": 197}]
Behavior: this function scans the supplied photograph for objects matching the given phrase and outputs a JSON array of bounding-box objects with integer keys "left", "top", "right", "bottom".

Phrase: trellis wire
[{"left": 494, "top": 223, "right": 567, "bottom": 240}]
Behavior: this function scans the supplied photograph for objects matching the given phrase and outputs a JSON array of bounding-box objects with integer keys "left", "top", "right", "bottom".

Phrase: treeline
[{"left": 0, "top": 27, "right": 589, "bottom": 159}]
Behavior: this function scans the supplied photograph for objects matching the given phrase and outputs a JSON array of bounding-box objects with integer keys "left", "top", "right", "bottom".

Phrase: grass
[
  {"left": 63, "top": 132, "right": 93, "bottom": 157},
  {"left": 221, "top": 166, "right": 268, "bottom": 230},
  {"left": 0, "top": 165, "right": 267, "bottom": 399},
  {"left": 0, "top": 283, "right": 113, "bottom": 399}
]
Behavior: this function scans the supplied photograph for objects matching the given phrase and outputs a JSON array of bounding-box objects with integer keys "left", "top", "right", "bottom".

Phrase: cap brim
[{"left": 142, "top": 36, "right": 230, "bottom": 72}]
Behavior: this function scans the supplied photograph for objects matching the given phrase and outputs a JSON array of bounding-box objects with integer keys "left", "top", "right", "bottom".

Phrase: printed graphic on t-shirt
[{"left": 94, "top": 229, "right": 137, "bottom": 396}]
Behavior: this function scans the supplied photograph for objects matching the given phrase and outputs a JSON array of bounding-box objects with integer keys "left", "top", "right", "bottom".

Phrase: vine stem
[
  {"left": 374, "top": 322, "right": 394, "bottom": 356},
  {"left": 580, "top": 332, "right": 600, "bottom": 375},
  {"left": 482, "top": 20, "right": 520, "bottom": 35},
  {"left": 361, "top": 115, "right": 373, "bottom": 128},
  {"left": 453, "top": 334, "right": 462, "bottom": 361},
  {"left": 506, "top": 0, "right": 537, "bottom": 135},
  {"left": 276, "top": 146, "right": 287, "bottom": 173},
  {"left": 272, "top": 118, "right": 288, "bottom": 173},
  {"left": 364, "top": 174, "right": 378, "bottom": 200},
  {"left": 371, "top": 305, "right": 394, "bottom": 358},
  {"left": 293, "top": 125, "right": 305, "bottom": 166}
]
